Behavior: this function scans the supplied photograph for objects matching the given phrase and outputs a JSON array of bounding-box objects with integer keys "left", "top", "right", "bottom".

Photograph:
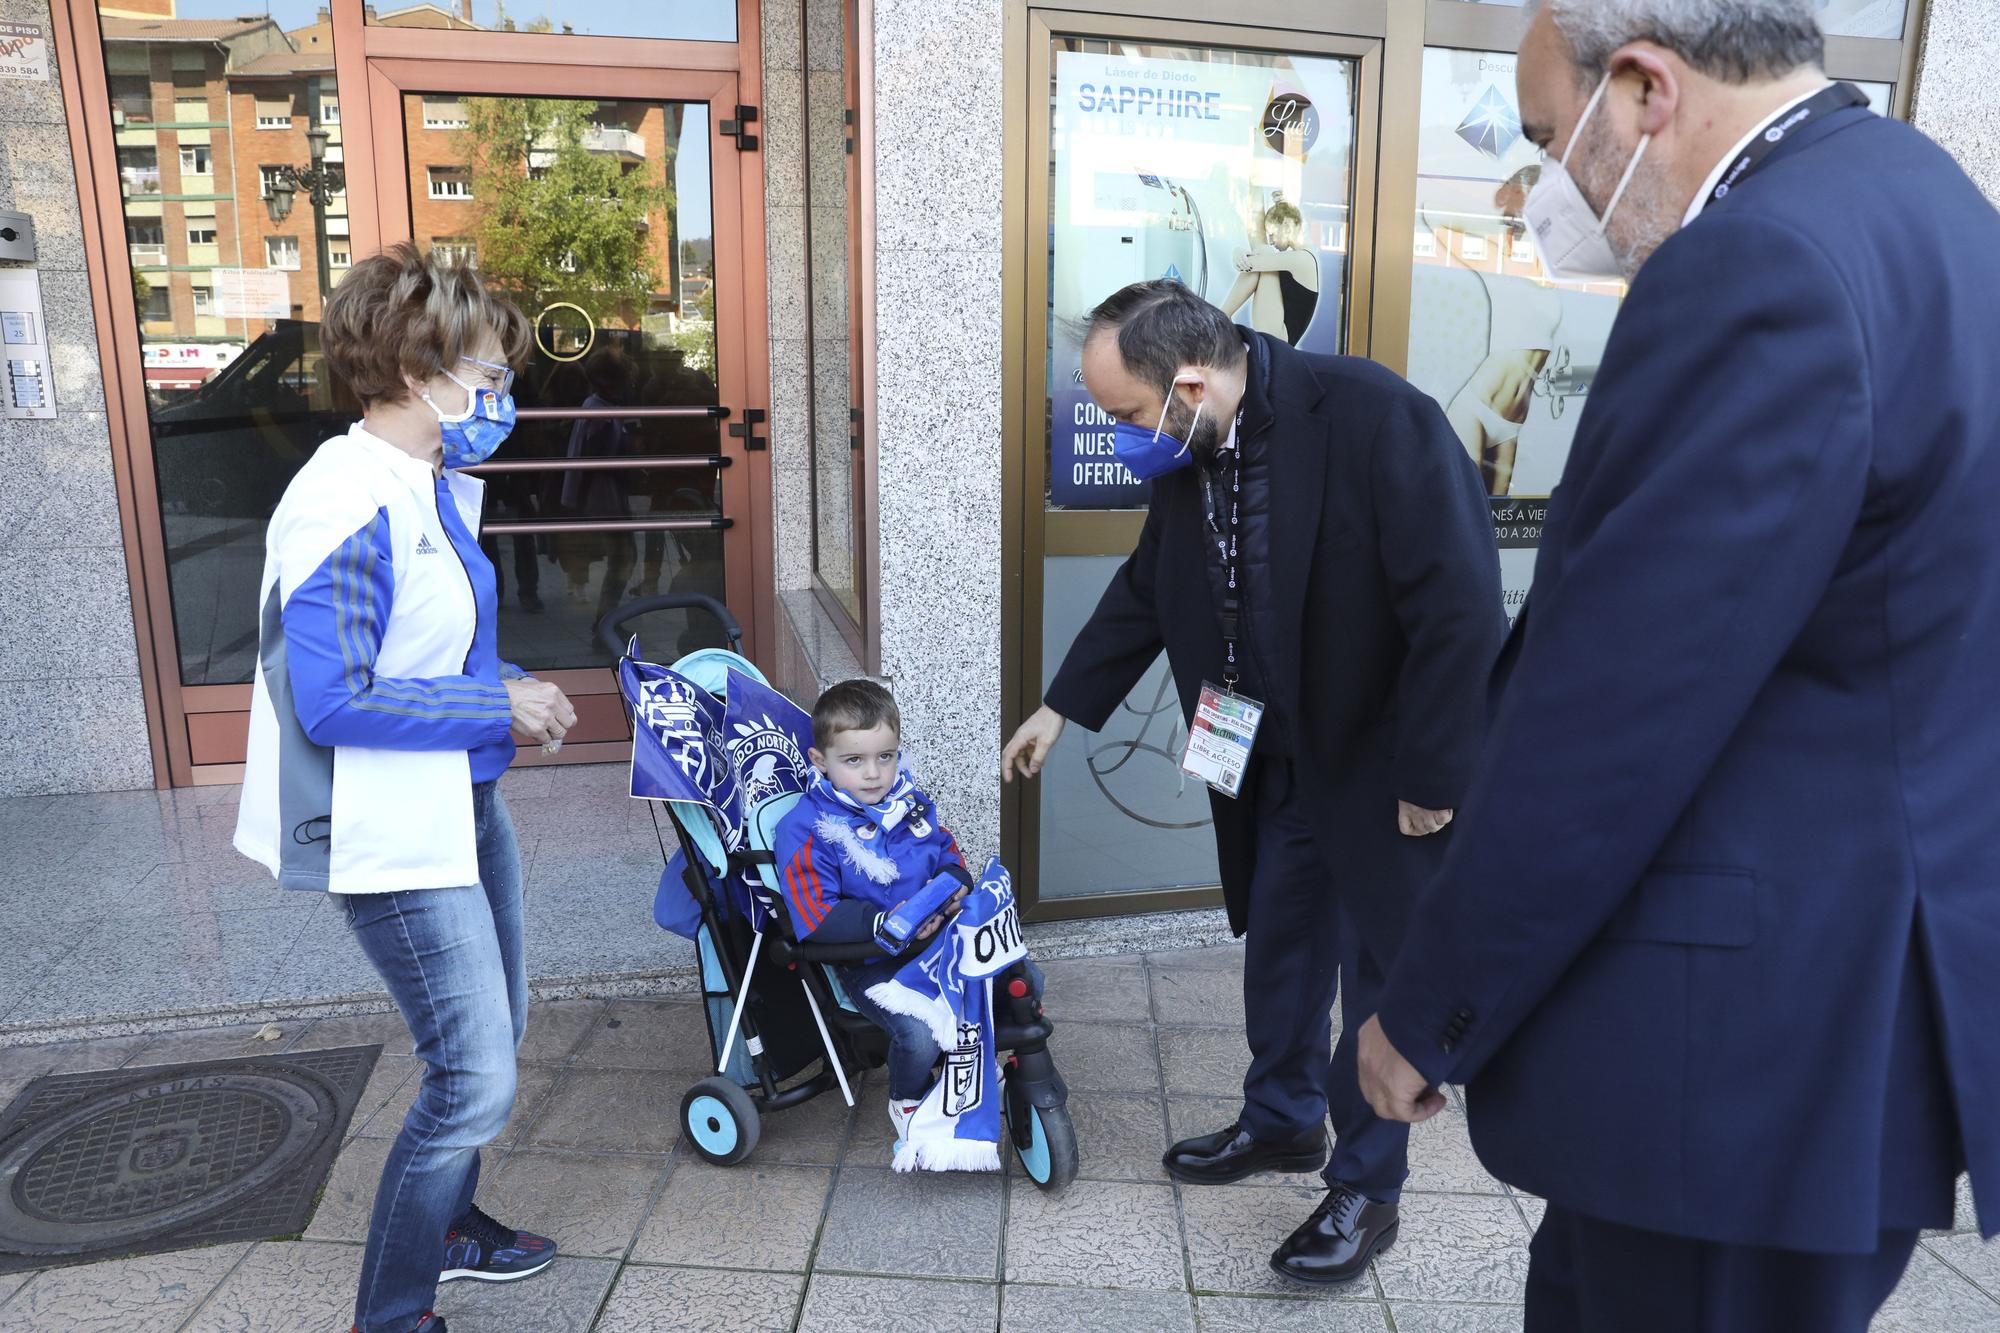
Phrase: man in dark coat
[
  {"left": 1002, "top": 280, "right": 1503, "bottom": 1281},
  {"left": 1358, "top": 2, "right": 2000, "bottom": 1329}
]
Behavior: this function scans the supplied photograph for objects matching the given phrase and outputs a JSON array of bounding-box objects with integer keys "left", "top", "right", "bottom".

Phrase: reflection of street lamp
[{"left": 267, "top": 116, "right": 345, "bottom": 303}]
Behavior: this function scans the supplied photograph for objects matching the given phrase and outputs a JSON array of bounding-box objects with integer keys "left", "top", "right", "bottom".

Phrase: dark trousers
[
  {"left": 1239, "top": 759, "right": 1409, "bottom": 1202},
  {"left": 1527, "top": 1204, "right": 1920, "bottom": 1333}
]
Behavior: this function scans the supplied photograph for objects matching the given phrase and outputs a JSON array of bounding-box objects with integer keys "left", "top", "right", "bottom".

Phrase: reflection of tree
[
  {"left": 665, "top": 281, "right": 715, "bottom": 376},
  {"left": 1084, "top": 675, "right": 1213, "bottom": 831},
  {"left": 465, "top": 96, "right": 673, "bottom": 326},
  {"left": 132, "top": 269, "right": 151, "bottom": 309}
]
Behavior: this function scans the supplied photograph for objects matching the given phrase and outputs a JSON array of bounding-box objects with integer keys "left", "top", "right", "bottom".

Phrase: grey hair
[{"left": 1527, "top": 0, "right": 1825, "bottom": 84}]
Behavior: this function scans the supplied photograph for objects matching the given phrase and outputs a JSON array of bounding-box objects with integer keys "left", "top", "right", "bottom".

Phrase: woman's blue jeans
[{"left": 341, "top": 782, "right": 527, "bottom": 1333}]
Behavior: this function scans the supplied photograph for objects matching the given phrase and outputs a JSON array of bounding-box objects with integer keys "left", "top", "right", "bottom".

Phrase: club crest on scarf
[
  {"left": 943, "top": 1022, "right": 984, "bottom": 1118},
  {"left": 866, "top": 857, "right": 1028, "bottom": 1172}
]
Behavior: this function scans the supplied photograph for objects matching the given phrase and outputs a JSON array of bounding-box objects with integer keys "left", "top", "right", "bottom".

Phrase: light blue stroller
[{"left": 597, "top": 594, "right": 1078, "bottom": 1189}]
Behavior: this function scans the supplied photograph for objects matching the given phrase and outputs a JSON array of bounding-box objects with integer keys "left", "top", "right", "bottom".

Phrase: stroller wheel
[
  {"left": 1012, "top": 1101, "right": 1079, "bottom": 1192},
  {"left": 681, "top": 1076, "right": 761, "bottom": 1166}
]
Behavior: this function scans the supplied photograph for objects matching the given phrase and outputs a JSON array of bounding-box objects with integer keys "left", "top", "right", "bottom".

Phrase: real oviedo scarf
[
  {"left": 864, "top": 856, "right": 1027, "bottom": 1172},
  {"left": 806, "top": 769, "right": 924, "bottom": 891}
]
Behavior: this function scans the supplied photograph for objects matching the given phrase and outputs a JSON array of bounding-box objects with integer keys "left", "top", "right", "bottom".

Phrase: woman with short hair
[{"left": 234, "top": 242, "right": 575, "bottom": 1333}]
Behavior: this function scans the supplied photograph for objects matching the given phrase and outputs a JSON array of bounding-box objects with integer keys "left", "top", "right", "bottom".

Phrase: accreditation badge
[{"left": 1179, "top": 681, "right": 1264, "bottom": 798}]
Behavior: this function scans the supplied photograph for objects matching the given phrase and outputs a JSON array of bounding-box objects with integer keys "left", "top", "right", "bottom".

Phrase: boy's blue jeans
[
  {"left": 341, "top": 782, "right": 528, "bottom": 1333},
  {"left": 845, "top": 960, "right": 1045, "bottom": 1102}
]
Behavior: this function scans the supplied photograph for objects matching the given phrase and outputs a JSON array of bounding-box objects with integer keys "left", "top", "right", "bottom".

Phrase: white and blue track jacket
[{"left": 234, "top": 423, "right": 526, "bottom": 894}]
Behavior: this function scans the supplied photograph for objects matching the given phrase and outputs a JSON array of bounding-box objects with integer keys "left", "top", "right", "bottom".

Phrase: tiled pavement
[
  {"left": 1, "top": 945, "right": 1995, "bottom": 1332},
  {"left": 0, "top": 767, "right": 697, "bottom": 1040}
]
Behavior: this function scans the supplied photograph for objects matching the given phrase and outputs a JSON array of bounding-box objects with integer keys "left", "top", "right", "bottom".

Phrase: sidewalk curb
[{"left": 0, "top": 908, "right": 1235, "bottom": 1048}]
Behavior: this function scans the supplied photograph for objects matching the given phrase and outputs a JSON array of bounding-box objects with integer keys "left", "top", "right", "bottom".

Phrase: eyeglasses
[{"left": 456, "top": 356, "right": 514, "bottom": 397}]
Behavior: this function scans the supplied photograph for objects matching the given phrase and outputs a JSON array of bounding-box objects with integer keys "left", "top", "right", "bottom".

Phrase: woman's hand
[{"left": 506, "top": 678, "right": 577, "bottom": 746}]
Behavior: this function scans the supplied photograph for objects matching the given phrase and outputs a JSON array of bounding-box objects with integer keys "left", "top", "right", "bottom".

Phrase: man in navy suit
[
  {"left": 1357, "top": 1, "right": 2000, "bottom": 1329},
  {"left": 1004, "top": 281, "right": 1503, "bottom": 1282}
]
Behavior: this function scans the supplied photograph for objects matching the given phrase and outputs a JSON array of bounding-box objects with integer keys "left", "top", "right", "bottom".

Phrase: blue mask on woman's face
[
  {"left": 1110, "top": 377, "right": 1204, "bottom": 481},
  {"left": 422, "top": 358, "right": 517, "bottom": 469}
]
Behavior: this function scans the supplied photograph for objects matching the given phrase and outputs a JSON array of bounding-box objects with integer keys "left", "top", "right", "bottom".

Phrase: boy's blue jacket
[{"left": 772, "top": 777, "right": 966, "bottom": 957}]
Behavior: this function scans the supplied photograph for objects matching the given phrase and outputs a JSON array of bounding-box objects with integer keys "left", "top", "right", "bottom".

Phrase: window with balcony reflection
[{"left": 93, "top": 1, "right": 359, "bottom": 686}]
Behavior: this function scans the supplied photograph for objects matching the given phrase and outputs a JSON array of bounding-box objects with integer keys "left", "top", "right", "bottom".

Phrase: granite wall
[
  {"left": 0, "top": 0, "right": 153, "bottom": 797},
  {"left": 763, "top": 0, "right": 816, "bottom": 598},
  {"left": 1910, "top": 0, "right": 2000, "bottom": 204},
  {"left": 866, "top": 0, "right": 1006, "bottom": 860}
]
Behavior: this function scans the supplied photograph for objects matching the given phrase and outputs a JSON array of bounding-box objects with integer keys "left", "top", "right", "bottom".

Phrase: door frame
[
  {"left": 55, "top": 0, "right": 773, "bottom": 786},
  {"left": 358, "top": 56, "right": 764, "bottom": 763},
  {"left": 1002, "top": 7, "right": 1385, "bottom": 921}
]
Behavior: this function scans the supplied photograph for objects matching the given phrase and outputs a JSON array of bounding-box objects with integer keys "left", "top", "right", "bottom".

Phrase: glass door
[
  {"left": 368, "top": 72, "right": 754, "bottom": 749},
  {"left": 1009, "top": 13, "right": 1382, "bottom": 918},
  {"left": 76, "top": 0, "right": 369, "bottom": 779},
  {"left": 66, "top": 0, "right": 765, "bottom": 781}
]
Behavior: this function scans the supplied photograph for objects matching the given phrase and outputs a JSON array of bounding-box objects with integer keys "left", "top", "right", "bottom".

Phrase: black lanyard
[
  {"left": 1203, "top": 414, "right": 1247, "bottom": 690},
  {"left": 1707, "top": 82, "right": 1868, "bottom": 207}
]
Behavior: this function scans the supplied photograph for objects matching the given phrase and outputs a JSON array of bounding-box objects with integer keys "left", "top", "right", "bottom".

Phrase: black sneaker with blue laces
[{"left": 440, "top": 1203, "right": 557, "bottom": 1283}]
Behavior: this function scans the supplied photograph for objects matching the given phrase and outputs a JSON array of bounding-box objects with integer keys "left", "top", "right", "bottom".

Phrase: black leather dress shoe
[
  {"left": 1161, "top": 1121, "right": 1327, "bottom": 1185},
  {"left": 1270, "top": 1183, "right": 1400, "bottom": 1285}
]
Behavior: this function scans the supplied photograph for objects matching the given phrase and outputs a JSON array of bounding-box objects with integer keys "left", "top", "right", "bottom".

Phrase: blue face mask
[
  {"left": 1111, "top": 377, "right": 1204, "bottom": 481},
  {"left": 422, "top": 358, "right": 517, "bottom": 469}
]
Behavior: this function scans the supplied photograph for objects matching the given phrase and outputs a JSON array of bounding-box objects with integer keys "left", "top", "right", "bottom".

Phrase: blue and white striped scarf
[
  {"left": 809, "top": 768, "right": 919, "bottom": 831},
  {"left": 865, "top": 858, "right": 1027, "bottom": 1172}
]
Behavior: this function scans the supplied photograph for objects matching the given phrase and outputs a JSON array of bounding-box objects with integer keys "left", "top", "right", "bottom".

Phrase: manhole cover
[{"left": 0, "top": 1045, "right": 380, "bottom": 1271}]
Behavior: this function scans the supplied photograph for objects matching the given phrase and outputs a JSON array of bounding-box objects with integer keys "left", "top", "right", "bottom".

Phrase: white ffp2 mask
[{"left": 1523, "top": 73, "right": 1650, "bottom": 283}]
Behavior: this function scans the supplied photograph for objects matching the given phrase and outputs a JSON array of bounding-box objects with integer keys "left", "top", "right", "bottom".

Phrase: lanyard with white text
[
  {"left": 1204, "top": 414, "right": 1248, "bottom": 690},
  {"left": 1708, "top": 82, "right": 1868, "bottom": 206}
]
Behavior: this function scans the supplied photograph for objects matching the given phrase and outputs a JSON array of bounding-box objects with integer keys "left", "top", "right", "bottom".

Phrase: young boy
[{"left": 772, "top": 679, "right": 972, "bottom": 1139}]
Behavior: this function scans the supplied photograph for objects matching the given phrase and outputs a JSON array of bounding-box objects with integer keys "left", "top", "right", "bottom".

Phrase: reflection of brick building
[
  {"left": 225, "top": 44, "right": 346, "bottom": 323},
  {"left": 101, "top": 2, "right": 691, "bottom": 384},
  {"left": 99, "top": 9, "right": 353, "bottom": 387},
  {"left": 100, "top": 1, "right": 491, "bottom": 385},
  {"left": 100, "top": 14, "right": 290, "bottom": 374}
]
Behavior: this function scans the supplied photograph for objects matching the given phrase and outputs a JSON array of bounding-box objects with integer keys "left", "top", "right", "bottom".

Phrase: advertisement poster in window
[
  {"left": 1406, "top": 47, "right": 1626, "bottom": 624},
  {"left": 1047, "top": 46, "right": 1354, "bottom": 510}
]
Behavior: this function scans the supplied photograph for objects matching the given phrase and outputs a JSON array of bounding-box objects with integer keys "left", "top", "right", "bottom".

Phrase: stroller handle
[{"left": 595, "top": 594, "right": 744, "bottom": 662}]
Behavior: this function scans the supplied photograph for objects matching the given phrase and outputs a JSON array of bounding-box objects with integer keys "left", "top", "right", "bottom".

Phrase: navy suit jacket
[
  {"left": 1377, "top": 103, "right": 2000, "bottom": 1253},
  {"left": 1046, "top": 334, "right": 1503, "bottom": 959}
]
